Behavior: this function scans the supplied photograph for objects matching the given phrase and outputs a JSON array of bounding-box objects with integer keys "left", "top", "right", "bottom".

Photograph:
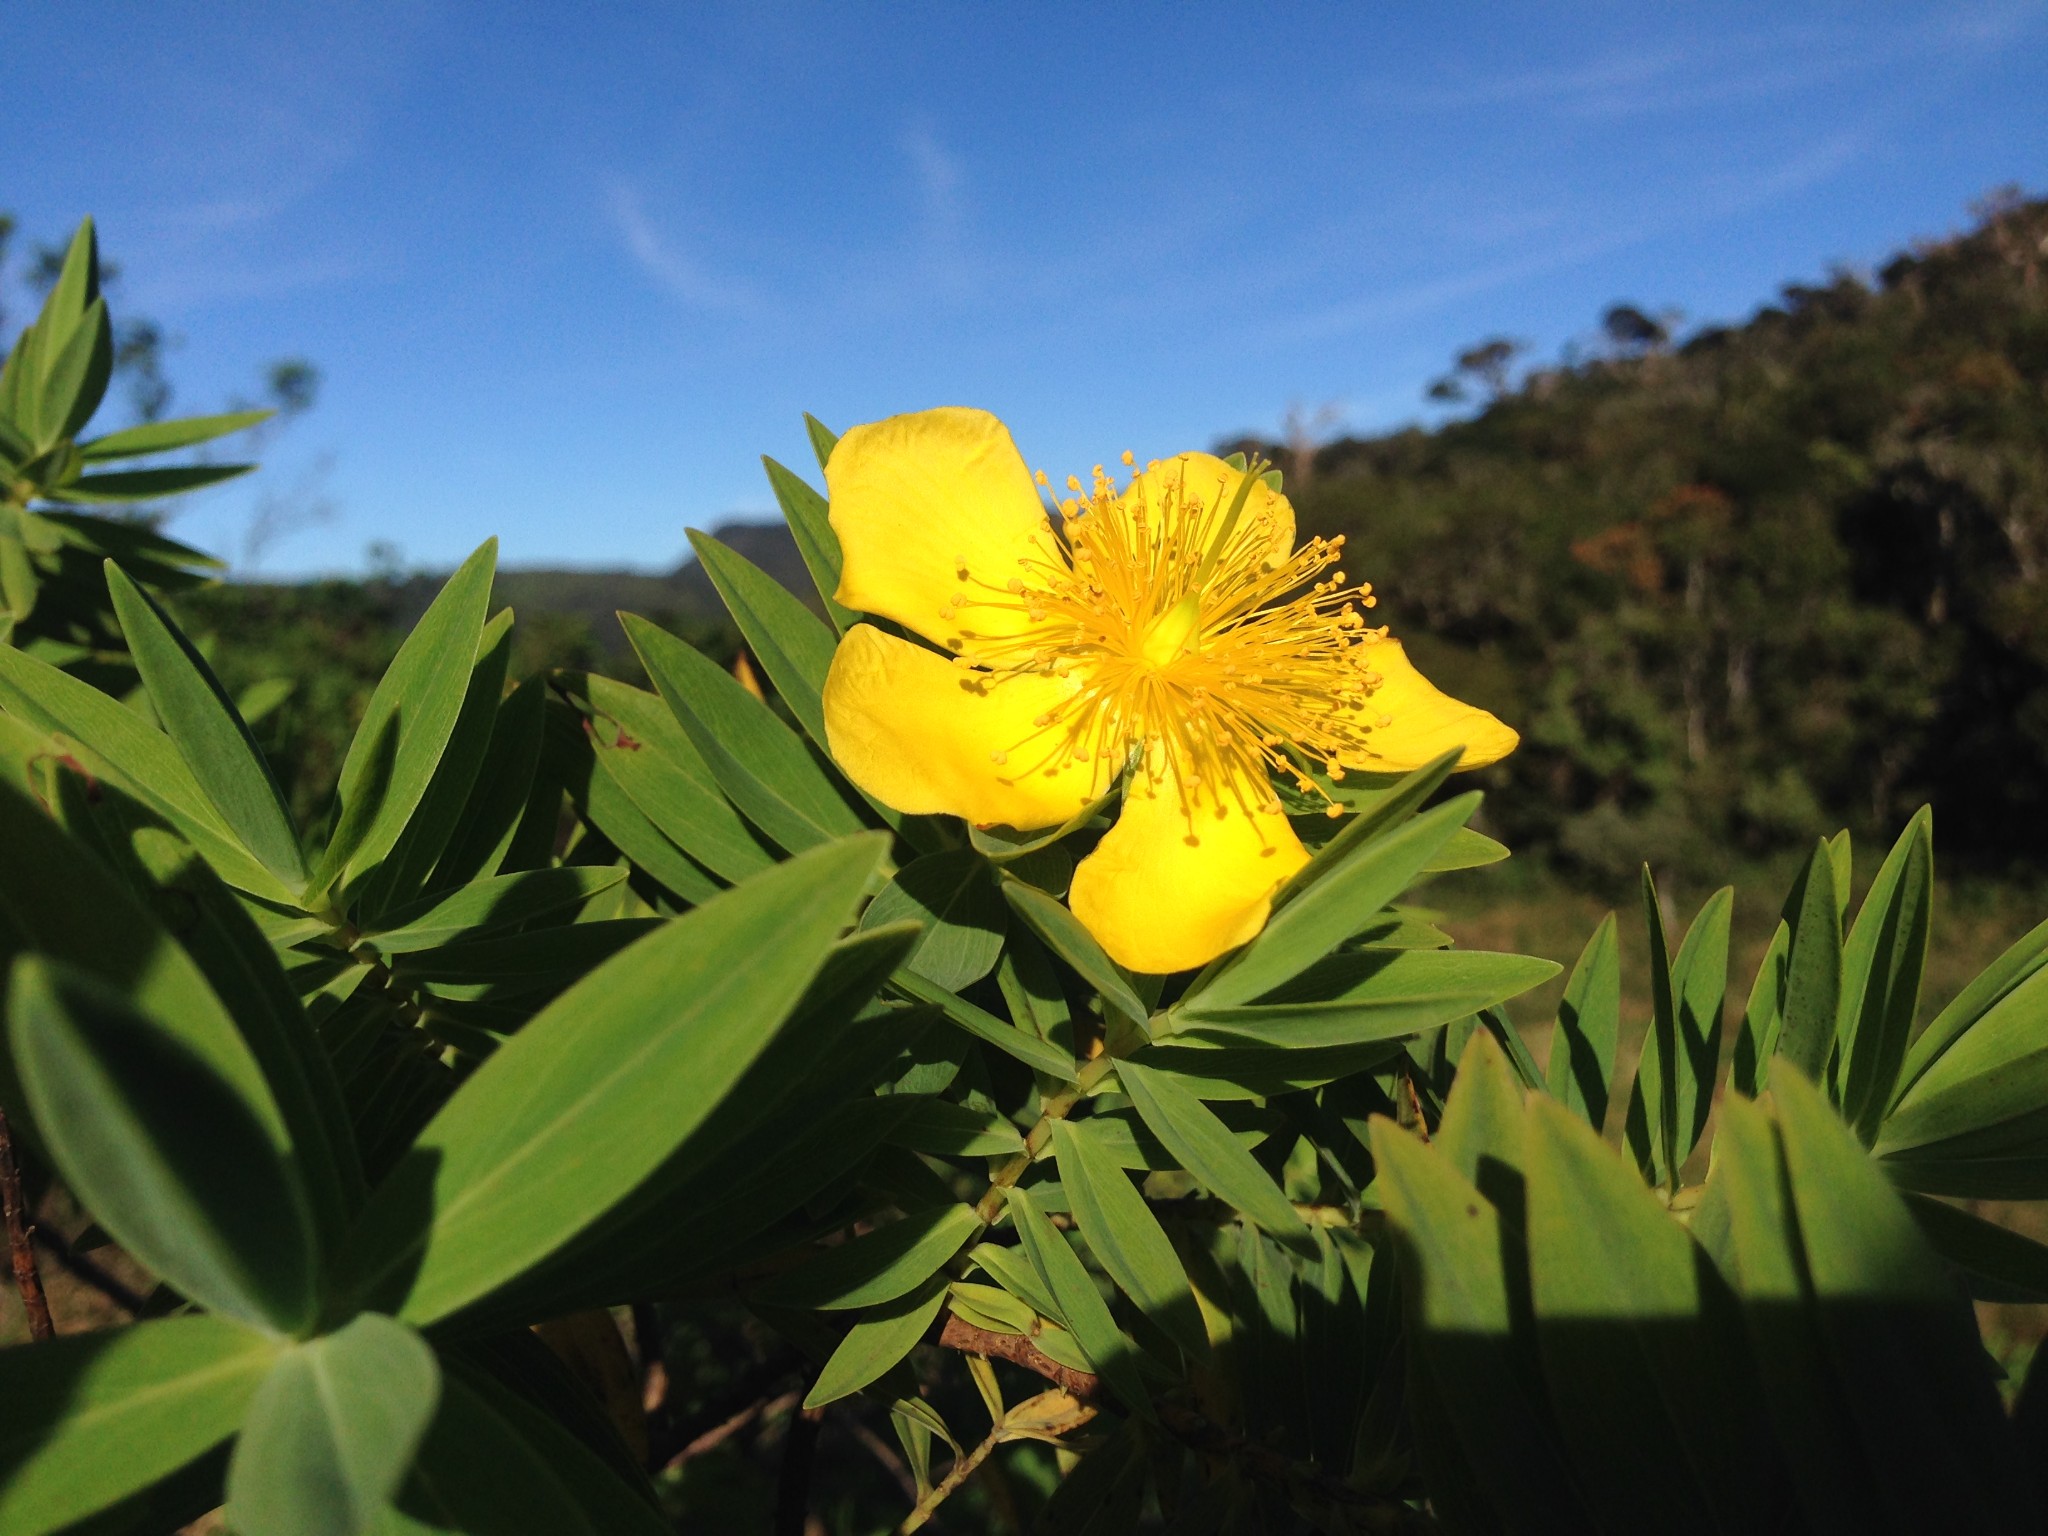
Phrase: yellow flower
[{"left": 820, "top": 407, "right": 1517, "bottom": 975}]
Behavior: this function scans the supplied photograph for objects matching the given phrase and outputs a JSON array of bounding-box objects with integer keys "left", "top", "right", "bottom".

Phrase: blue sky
[{"left": 6, "top": 1, "right": 2044, "bottom": 576}]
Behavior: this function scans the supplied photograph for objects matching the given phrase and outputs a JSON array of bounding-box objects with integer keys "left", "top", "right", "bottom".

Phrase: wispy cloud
[
  {"left": 603, "top": 178, "right": 767, "bottom": 315},
  {"left": 1278, "top": 128, "right": 1874, "bottom": 344},
  {"left": 1362, "top": 6, "right": 2041, "bottom": 125}
]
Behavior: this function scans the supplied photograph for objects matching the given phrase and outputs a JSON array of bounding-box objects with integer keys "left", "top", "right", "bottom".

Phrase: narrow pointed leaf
[
  {"left": 1175, "top": 947, "right": 1558, "bottom": 1048},
  {"left": 1839, "top": 808, "right": 1933, "bottom": 1139},
  {"left": 756, "top": 1204, "right": 983, "bottom": 1310},
  {"left": 0, "top": 1316, "right": 277, "bottom": 1536},
  {"left": 344, "top": 834, "right": 889, "bottom": 1324},
  {"left": 315, "top": 540, "right": 496, "bottom": 900},
  {"left": 763, "top": 455, "right": 856, "bottom": 632},
  {"left": 1116, "top": 1057, "right": 1313, "bottom": 1252},
  {"left": 8, "top": 958, "right": 319, "bottom": 1334},
  {"left": 687, "top": 529, "right": 838, "bottom": 744},
  {"left": 623, "top": 611, "right": 863, "bottom": 852},
  {"left": 0, "top": 645, "right": 298, "bottom": 901},
  {"left": 78, "top": 409, "right": 272, "bottom": 462},
  {"left": 1545, "top": 912, "right": 1620, "bottom": 1129},
  {"left": 803, "top": 1276, "right": 950, "bottom": 1409},
  {"left": 1196, "top": 792, "right": 1478, "bottom": 1008},
  {"left": 1775, "top": 841, "right": 1842, "bottom": 1081},
  {"left": 360, "top": 868, "right": 626, "bottom": 956},
  {"left": 1001, "top": 875, "right": 1145, "bottom": 1025},
  {"left": 106, "top": 561, "right": 306, "bottom": 890},
  {"left": 1007, "top": 1186, "right": 1151, "bottom": 1416},
  {"left": 1052, "top": 1116, "right": 1207, "bottom": 1355}
]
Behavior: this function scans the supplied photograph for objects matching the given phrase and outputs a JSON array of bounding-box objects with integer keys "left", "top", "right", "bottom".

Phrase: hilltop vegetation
[{"left": 1265, "top": 189, "right": 2048, "bottom": 883}]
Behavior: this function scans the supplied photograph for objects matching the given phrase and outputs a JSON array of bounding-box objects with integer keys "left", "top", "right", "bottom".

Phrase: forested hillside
[{"left": 1265, "top": 190, "right": 2048, "bottom": 881}]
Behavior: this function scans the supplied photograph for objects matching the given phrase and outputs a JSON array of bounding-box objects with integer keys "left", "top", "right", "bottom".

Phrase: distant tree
[
  {"left": 1427, "top": 336, "right": 1527, "bottom": 404},
  {"left": 1600, "top": 302, "right": 1671, "bottom": 356}
]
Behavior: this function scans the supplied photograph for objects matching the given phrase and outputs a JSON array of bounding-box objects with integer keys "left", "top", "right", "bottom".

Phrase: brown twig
[
  {"left": 0, "top": 1106, "right": 54, "bottom": 1340},
  {"left": 937, "top": 1314, "right": 1104, "bottom": 1404},
  {"left": 665, "top": 1388, "right": 802, "bottom": 1470},
  {"left": 897, "top": 1423, "right": 1004, "bottom": 1534},
  {"left": 843, "top": 1414, "right": 919, "bottom": 1503}
]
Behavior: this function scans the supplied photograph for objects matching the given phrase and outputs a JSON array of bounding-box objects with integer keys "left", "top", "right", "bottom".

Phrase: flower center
[{"left": 958, "top": 455, "right": 1392, "bottom": 818}]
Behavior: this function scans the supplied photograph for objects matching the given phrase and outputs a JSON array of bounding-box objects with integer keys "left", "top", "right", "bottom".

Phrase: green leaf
[
  {"left": 762, "top": 455, "right": 855, "bottom": 632},
  {"left": 863, "top": 850, "right": 1005, "bottom": 991},
  {"left": 1772, "top": 1070, "right": 2037, "bottom": 1530},
  {"left": 343, "top": 834, "right": 889, "bottom": 1324},
  {"left": 1731, "top": 920, "right": 1789, "bottom": 1098},
  {"left": 1624, "top": 868, "right": 1681, "bottom": 1187},
  {"left": 1270, "top": 750, "right": 1460, "bottom": 910},
  {"left": 428, "top": 677, "right": 548, "bottom": 892},
  {"left": 359, "top": 868, "right": 626, "bottom": 956},
  {"left": 1173, "top": 947, "right": 1559, "bottom": 1048},
  {"left": 224, "top": 1315, "right": 440, "bottom": 1536},
  {"left": 804, "top": 412, "right": 839, "bottom": 473},
  {"left": 1434, "top": 1028, "right": 1527, "bottom": 1191},
  {"left": 0, "top": 645, "right": 298, "bottom": 901},
  {"left": 1368, "top": 1115, "right": 1587, "bottom": 1524},
  {"left": 0, "top": 782, "right": 287, "bottom": 1144},
  {"left": 623, "top": 611, "right": 863, "bottom": 853},
  {"left": 1421, "top": 824, "right": 1511, "bottom": 872},
  {"left": 1001, "top": 876, "right": 1147, "bottom": 1025},
  {"left": 558, "top": 726, "right": 720, "bottom": 905},
  {"left": 686, "top": 529, "right": 839, "bottom": 745},
  {"left": 1006, "top": 1186, "right": 1151, "bottom": 1416},
  {"left": 1521, "top": 1096, "right": 1760, "bottom": 1533},
  {"left": 1114, "top": 1058, "right": 1312, "bottom": 1252},
  {"left": 802, "top": 1275, "right": 950, "bottom": 1409},
  {"left": 1194, "top": 791, "right": 1478, "bottom": 1009},
  {"left": 888, "top": 969, "right": 1078, "bottom": 1080},
  {"left": 314, "top": 540, "right": 497, "bottom": 902},
  {"left": 78, "top": 409, "right": 272, "bottom": 462},
  {"left": 1052, "top": 1117, "right": 1207, "bottom": 1356},
  {"left": 7, "top": 957, "right": 320, "bottom": 1334},
  {"left": 1774, "top": 840, "right": 1842, "bottom": 1082},
  {"left": 886, "top": 1098, "right": 1028, "bottom": 1158},
  {"left": 40, "top": 296, "right": 112, "bottom": 444},
  {"left": 754, "top": 1204, "right": 983, "bottom": 1309},
  {"left": 115, "top": 827, "right": 363, "bottom": 1234},
  {"left": 1836, "top": 808, "right": 1934, "bottom": 1140},
  {"left": 562, "top": 672, "right": 774, "bottom": 883},
  {"left": 1627, "top": 882, "right": 1732, "bottom": 1187},
  {"left": 105, "top": 562, "right": 306, "bottom": 891},
  {"left": 351, "top": 610, "right": 516, "bottom": 922},
  {"left": 0, "top": 1316, "right": 277, "bottom": 1536},
  {"left": 1904, "top": 1193, "right": 2048, "bottom": 1302},
  {"left": 1893, "top": 913, "right": 2048, "bottom": 1110},
  {"left": 56, "top": 464, "right": 255, "bottom": 503},
  {"left": 1876, "top": 958, "right": 2048, "bottom": 1175}
]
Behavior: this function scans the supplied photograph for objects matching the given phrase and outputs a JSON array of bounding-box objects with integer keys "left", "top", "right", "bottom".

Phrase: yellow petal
[
  {"left": 1120, "top": 451, "right": 1294, "bottom": 566},
  {"left": 828, "top": 407, "right": 1060, "bottom": 651},
  {"left": 822, "top": 624, "right": 1114, "bottom": 829},
  {"left": 1070, "top": 769, "right": 1309, "bottom": 975},
  {"left": 1349, "top": 636, "right": 1520, "bottom": 771}
]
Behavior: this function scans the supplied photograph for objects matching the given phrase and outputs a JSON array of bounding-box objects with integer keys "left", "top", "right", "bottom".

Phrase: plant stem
[
  {"left": 973, "top": 1053, "right": 1117, "bottom": 1224},
  {"left": 0, "top": 1106, "right": 55, "bottom": 1340},
  {"left": 896, "top": 1423, "right": 1004, "bottom": 1535}
]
